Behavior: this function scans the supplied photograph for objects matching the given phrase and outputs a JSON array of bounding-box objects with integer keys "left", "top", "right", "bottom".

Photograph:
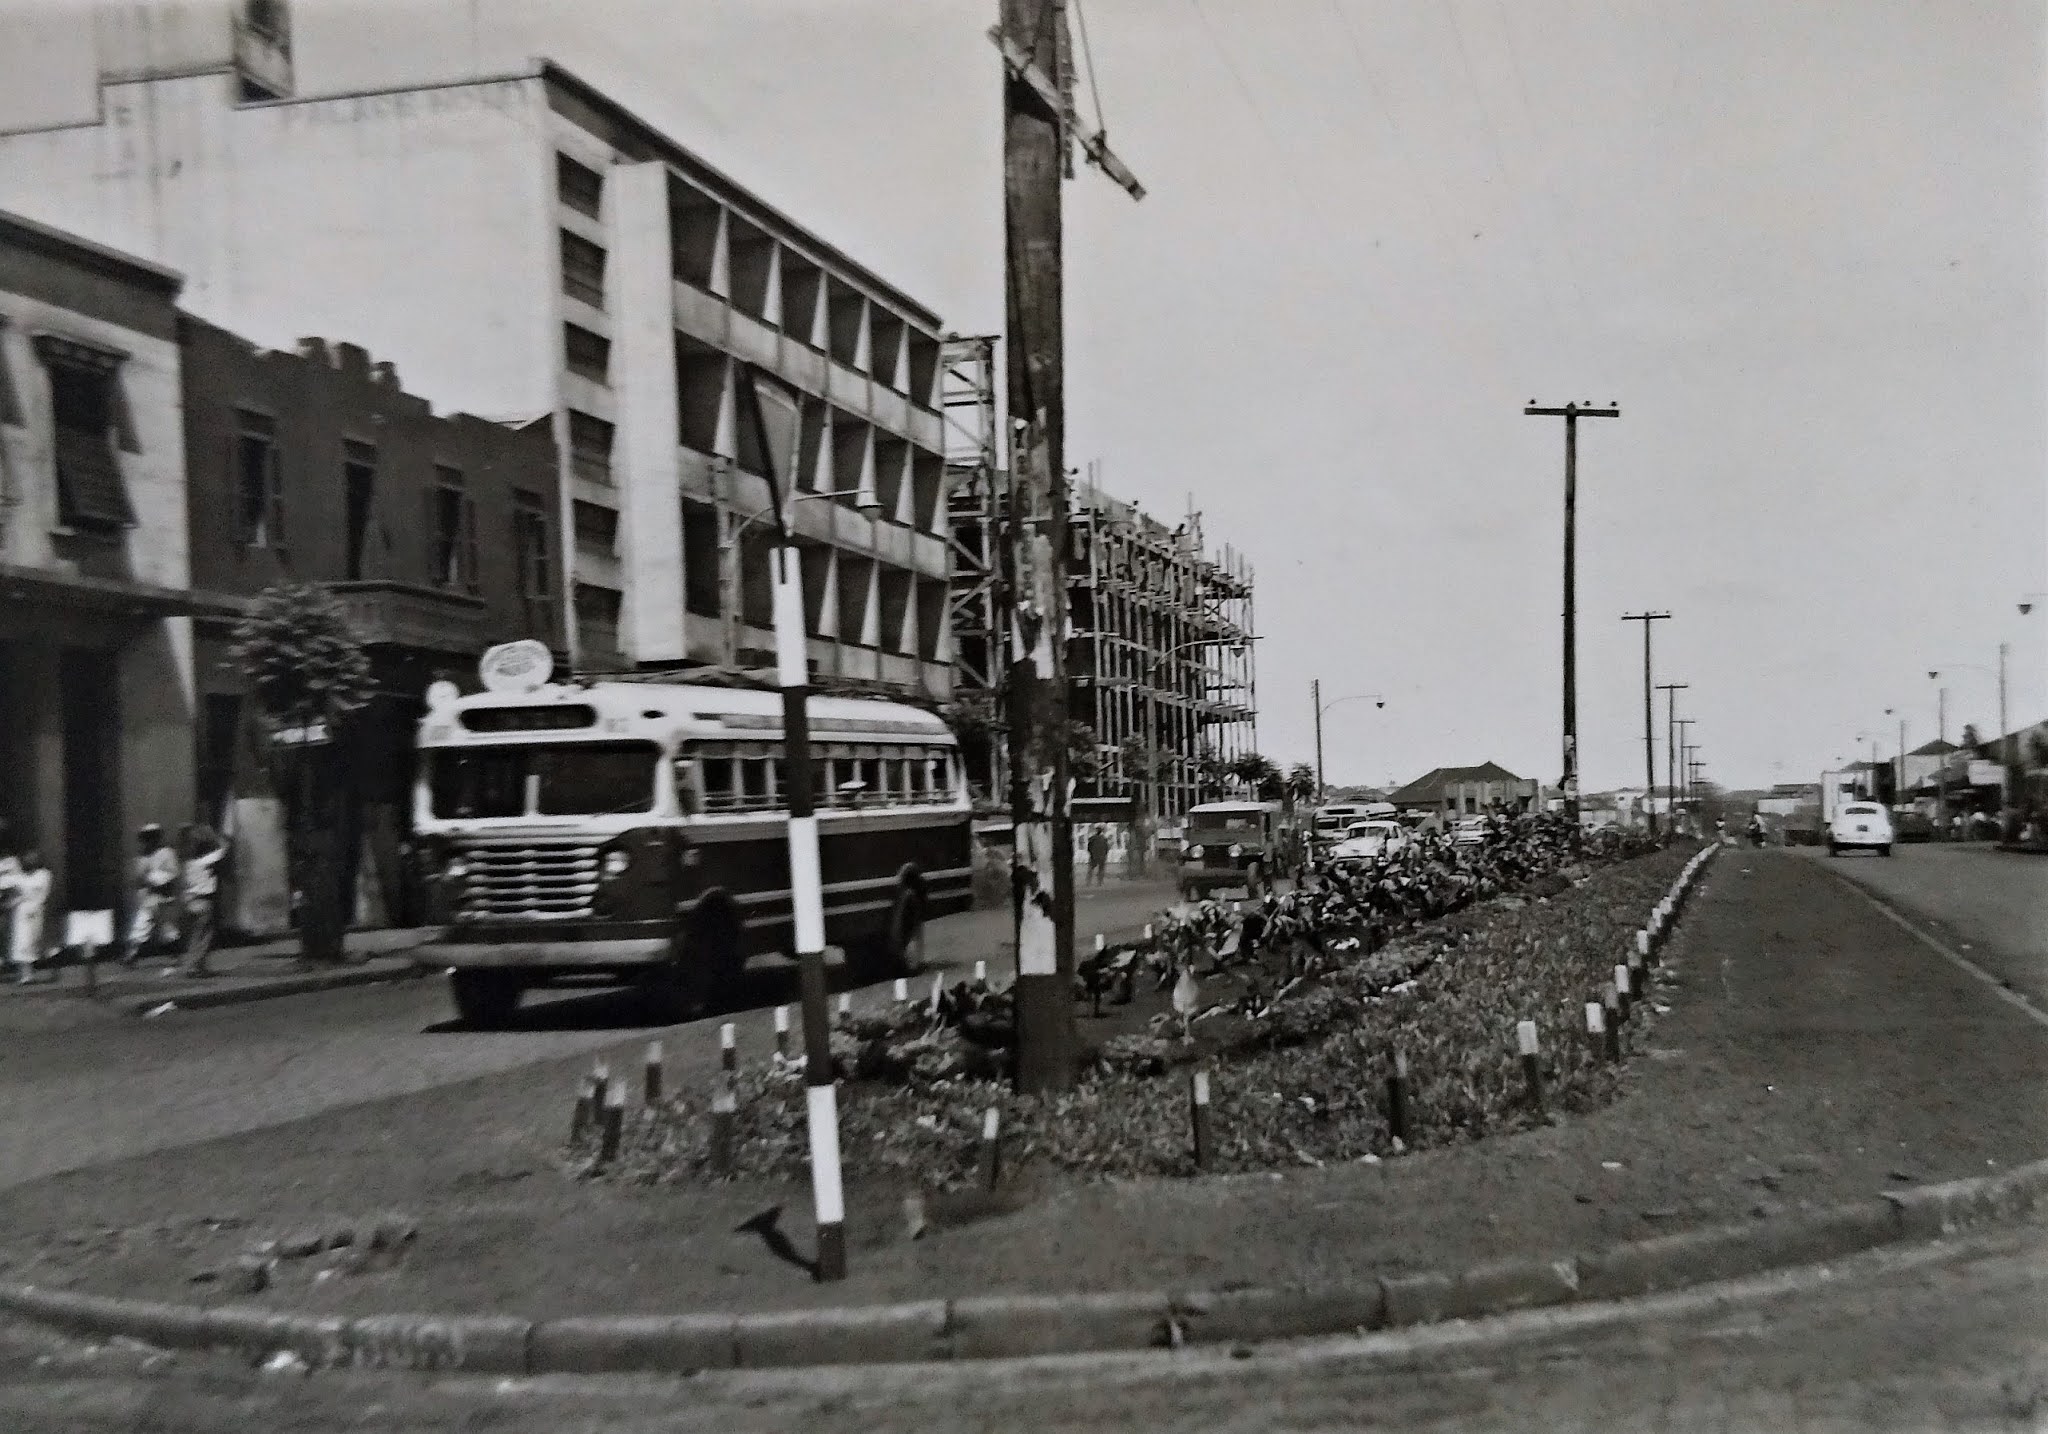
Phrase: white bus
[{"left": 412, "top": 663, "right": 973, "bottom": 1028}]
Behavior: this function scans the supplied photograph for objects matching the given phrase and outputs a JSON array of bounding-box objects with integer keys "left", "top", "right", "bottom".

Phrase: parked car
[
  {"left": 1891, "top": 807, "right": 1934, "bottom": 843},
  {"left": 1329, "top": 819, "right": 1409, "bottom": 867},
  {"left": 1828, "top": 801, "right": 1894, "bottom": 857}
]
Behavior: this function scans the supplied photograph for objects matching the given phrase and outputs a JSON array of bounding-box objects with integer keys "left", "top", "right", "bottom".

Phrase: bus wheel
[
  {"left": 450, "top": 970, "right": 522, "bottom": 1030},
  {"left": 851, "top": 886, "right": 925, "bottom": 983}
]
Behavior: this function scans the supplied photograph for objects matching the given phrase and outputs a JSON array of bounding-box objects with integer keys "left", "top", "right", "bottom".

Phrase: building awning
[{"left": 0, "top": 563, "right": 251, "bottom": 622}]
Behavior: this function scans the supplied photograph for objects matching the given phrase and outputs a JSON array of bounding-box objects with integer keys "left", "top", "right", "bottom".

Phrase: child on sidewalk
[
  {"left": 177, "top": 825, "right": 227, "bottom": 978},
  {"left": 3, "top": 849, "right": 52, "bottom": 983}
]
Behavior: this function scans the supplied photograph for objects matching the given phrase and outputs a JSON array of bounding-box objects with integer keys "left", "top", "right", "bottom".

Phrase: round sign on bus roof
[{"left": 478, "top": 639, "right": 554, "bottom": 694}]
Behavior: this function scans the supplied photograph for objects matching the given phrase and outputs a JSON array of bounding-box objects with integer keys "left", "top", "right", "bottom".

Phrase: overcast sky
[{"left": 47, "top": 0, "right": 2048, "bottom": 790}]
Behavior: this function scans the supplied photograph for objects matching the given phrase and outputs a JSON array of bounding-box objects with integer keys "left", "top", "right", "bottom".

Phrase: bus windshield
[{"left": 428, "top": 741, "right": 660, "bottom": 818}]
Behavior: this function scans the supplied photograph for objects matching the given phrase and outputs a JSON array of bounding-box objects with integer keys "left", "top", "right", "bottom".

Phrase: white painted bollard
[
  {"left": 892, "top": 978, "right": 909, "bottom": 1004},
  {"left": 836, "top": 991, "right": 851, "bottom": 1019},
  {"left": 710, "top": 1023, "right": 737, "bottom": 1175},
  {"left": 929, "top": 972, "right": 944, "bottom": 1012},
  {"left": 597, "top": 1076, "right": 625, "bottom": 1166},
  {"left": 1190, "top": 1069, "right": 1213, "bottom": 1168},
  {"left": 1614, "top": 963, "right": 1633, "bottom": 1023},
  {"left": 978, "top": 1106, "right": 1002, "bottom": 1188},
  {"left": 644, "top": 1040, "right": 664, "bottom": 1103},
  {"left": 1517, "top": 1020, "right": 1545, "bottom": 1114},
  {"left": 773, "top": 1004, "right": 791, "bottom": 1060},
  {"left": 975, "top": 960, "right": 988, "bottom": 987}
]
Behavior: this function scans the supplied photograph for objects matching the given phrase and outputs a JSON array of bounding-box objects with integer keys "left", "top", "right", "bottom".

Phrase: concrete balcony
[{"left": 324, "top": 580, "right": 489, "bottom": 655}]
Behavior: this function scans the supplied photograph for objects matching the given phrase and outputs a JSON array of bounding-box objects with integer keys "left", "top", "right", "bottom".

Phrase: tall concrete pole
[
  {"left": 1657, "top": 682, "right": 1687, "bottom": 831},
  {"left": 1312, "top": 677, "right": 1325, "bottom": 798},
  {"left": 1526, "top": 402, "right": 1620, "bottom": 824},
  {"left": 1623, "top": 612, "right": 1670, "bottom": 833}
]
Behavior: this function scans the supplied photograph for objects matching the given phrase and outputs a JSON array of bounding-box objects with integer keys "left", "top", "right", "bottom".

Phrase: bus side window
[
  {"left": 670, "top": 756, "right": 699, "bottom": 816},
  {"left": 907, "top": 750, "right": 928, "bottom": 799},
  {"left": 700, "top": 752, "right": 737, "bottom": 812},
  {"left": 880, "top": 755, "right": 903, "bottom": 806},
  {"left": 771, "top": 757, "right": 789, "bottom": 807},
  {"left": 739, "top": 756, "right": 769, "bottom": 810},
  {"left": 858, "top": 755, "right": 882, "bottom": 800},
  {"left": 812, "top": 755, "right": 834, "bottom": 808}
]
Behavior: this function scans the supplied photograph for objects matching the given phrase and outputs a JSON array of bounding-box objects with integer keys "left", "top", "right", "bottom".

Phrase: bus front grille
[{"left": 457, "top": 838, "right": 602, "bottom": 920}]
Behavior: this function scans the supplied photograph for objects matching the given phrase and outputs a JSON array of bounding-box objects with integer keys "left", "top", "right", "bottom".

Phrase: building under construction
[
  {"left": 944, "top": 335, "right": 1258, "bottom": 821},
  {"left": 1070, "top": 479, "right": 1258, "bottom": 824}
]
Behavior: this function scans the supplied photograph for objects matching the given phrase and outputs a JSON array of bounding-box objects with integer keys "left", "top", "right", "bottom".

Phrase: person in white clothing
[
  {"left": 4, "top": 850, "right": 51, "bottom": 982},
  {"left": 177, "top": 825, "right": 227, "bottom": 977},
  {"left": 122, "top": 825, "right": 182, "bottom": 967}
]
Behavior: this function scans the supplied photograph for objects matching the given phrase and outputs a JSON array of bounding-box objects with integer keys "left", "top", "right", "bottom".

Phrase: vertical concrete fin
[{"left": 609, "top": 160, "right": 686, "bottom": 663}]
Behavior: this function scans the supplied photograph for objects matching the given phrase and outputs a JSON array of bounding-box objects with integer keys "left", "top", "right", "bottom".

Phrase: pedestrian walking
[
  {"left": 121, "top": 824, "right": 182, "bottom": 968},
  {"left": 177, "top": 824, "right": 227, "bottom": 978},
  {"left": 1086, "top": 825, "right": 1110, "bottom": 886},
  {"left": 2, "top": 848, "right": 50, "bottom": 983}
]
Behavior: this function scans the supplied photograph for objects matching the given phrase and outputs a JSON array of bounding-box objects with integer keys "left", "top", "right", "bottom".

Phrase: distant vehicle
[
  {"left": 1782, "top": 802, "right": 1825, "bottom": 846},
  {"left": 1309, "top": 803, "right": 1372, "bottom": 857},
  {"left": 1180, "top": 801, "right": 1284, "bottom": 901},
  {"left": 1891, "top": 807, "right": 1934, "bottom": 843},
  {"left": 1329, "top": 819, "right": 1409, "bottom": 866},
  {"left": 1828, "top": 801, "right": 1894, "bottom": 857},
  {"left": 1450, "top": 817, "right": 1490, "bottom": 847}
]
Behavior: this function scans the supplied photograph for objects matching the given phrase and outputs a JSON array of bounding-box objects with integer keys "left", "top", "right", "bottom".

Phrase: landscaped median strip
[{"left": 3, "top": 1150, "right": 2044, "bottom": 1375}]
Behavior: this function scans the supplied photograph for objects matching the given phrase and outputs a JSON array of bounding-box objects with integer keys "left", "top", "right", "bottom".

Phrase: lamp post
[
  {"left": 1311, "top": 684, "right": 1386, "bottom": 799},
  {"left": 1145, "top": 635, "right": 1257, "bottom": 838},
  {"left": 1930, "top": 654, "right": 2009, "bottom": 835},
  {"left": 724, "top": 486, "right": 882, "bottom": 664},
  {"left": 1884, "top": 707, "right": 1907, "bottom": 808}
]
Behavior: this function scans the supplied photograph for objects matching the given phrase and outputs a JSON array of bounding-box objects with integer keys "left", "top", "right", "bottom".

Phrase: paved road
[
  {"left": 0, "top": 882, "right": 1180, "bottom": 1193},
  {"left": 2, "top": 1217, "right": 2043, "bottom": 1432},
  {"left": 1797, "top": 843, "right": 2048, "bottom": 1011}
]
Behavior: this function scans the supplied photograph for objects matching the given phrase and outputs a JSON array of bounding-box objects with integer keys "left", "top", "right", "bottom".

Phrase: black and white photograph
[{"left": 0, "top": 1, "right": 2041, "bottom": 1429}]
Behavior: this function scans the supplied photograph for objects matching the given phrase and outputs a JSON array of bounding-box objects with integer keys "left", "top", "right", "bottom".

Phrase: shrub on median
[{"left": 588, "top": 841, "right": 1695, "bottom": 1191}]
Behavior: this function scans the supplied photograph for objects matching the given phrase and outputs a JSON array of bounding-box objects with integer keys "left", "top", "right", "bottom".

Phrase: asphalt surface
[
  {"left": 0, "top": 1215, "right": 2041, "bottom": 1431},
  {"left": 1799, "top": 842, "right": 2048, "bottom": 1012},
  {"left": 0, "top": 881, "right": 1180, "bottom": 1193}
]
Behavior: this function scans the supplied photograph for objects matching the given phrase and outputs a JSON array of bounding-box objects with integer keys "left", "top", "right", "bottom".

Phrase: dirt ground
[{"left": 1, "top": 849, "right": 2043, "bottom": 1318}]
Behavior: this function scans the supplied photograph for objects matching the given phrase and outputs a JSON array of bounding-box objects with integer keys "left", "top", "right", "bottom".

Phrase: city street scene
[{"left": 0, "top": 1, "right": 2041, "bottom": 1430}]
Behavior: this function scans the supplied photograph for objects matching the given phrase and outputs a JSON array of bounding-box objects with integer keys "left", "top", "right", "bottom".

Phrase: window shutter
[
  {"left": 268, "top": 441, "right": 287, "bottom": 560},
  {"left": 424, "top": 487, "right": 441, "bottom": 585},
  {"left": 229, "top": 433, "right": 248, "bottom": 546},
  {"left": 462, "top": 494, "right": 480, "bottom": 594}
]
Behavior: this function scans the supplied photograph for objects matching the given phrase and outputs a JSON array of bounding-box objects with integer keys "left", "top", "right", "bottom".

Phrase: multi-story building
[
  {"left": 0, "top": 207, "right": 235, "bottom": 915},
  {"left": 0, "top": 1, "right": 955, "bottom": 699},
  {"left": 1066, "top": 484, "right": 1258, "bottom": 825},
  {"left": 180, "top": 317, "right": 561, "bottom": 933}
]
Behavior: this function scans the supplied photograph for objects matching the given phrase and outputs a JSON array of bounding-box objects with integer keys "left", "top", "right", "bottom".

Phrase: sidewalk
[
  {"left": 0, "top": 848, "right": 2042, "bottom": 1323},
  {"left": 0, "top": 928, "right": 433, "bottom": 1016}
]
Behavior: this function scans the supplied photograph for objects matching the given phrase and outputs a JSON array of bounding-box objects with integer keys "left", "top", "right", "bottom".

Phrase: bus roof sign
[{"left": 479, "top": 640, "right": 554, "bottom": 694}]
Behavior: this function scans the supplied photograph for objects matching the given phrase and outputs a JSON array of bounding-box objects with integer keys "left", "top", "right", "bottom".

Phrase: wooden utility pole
[
  {"left": 1657, "top": 681, "right": 1687, "bottom": 833},
  {"left": 1622, "top": 612, "right": 1670, "bottom": 834},
  {"left": 1525, "top": 401, "right": 1620, "bottom": 824},
  {"left": 993, "top": 0, "right": 1143, "bottom": 1094}
]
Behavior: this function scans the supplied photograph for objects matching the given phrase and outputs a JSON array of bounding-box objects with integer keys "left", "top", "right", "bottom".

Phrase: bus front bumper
[{"left": 419, "top": 936, "right": 672, "bottom": 970}]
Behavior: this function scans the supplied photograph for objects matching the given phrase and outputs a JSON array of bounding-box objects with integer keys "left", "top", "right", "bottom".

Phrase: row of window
[
  {"left": 683, "top": 743, "right": 959, "bottom": 815},
  {"left": 553, "top": 152, "right": 939, "bottom": 401}
]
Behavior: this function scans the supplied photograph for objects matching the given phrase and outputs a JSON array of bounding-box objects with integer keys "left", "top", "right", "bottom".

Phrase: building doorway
[{"left": 59, "top": 647, "right": 121, "bottom": 909}]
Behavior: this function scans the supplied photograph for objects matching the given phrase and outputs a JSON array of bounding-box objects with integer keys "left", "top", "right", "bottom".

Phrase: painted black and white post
[
  {"left": 748, "top": 369, "right": 847, "bottom": 1282},
  {"left": 1517, "top": 1019, "right": 1545, "bottom": 1117},
  {"left": 1189, "top": 1069, "right": 1213, "bottom": 1169},
  {"left": 644, "top": 1040, "right": 664, "bottom": 1105},
  {"left": 1386, "top": 1048, "right": 1412, "bottom": 1150}
]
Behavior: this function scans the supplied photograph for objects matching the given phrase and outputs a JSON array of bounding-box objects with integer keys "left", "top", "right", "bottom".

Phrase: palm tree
[
  {"left": 1285, "top": 762, "right": 1318, "bottom": 808},
  {"left": 1227, "top": 751, "right": 1283, "bottom": 801}
]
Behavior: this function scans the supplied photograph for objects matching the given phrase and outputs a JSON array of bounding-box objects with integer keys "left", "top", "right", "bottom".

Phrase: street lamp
[
  {"left": 1310, "top": 682, "right": 1386, "bottom": 799},
  {"left": 1142, "top": 636, "right": 1258, "bottom": 830},
  {"left": 724, "top": 486, "right": 883, "bottom": 664},
  {"left": 1930, "top": 650, "right": 2012, "bottom": 835}
]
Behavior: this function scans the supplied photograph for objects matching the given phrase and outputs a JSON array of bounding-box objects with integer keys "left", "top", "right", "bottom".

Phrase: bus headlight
[
  {"left": 1186, "top": 845, "right": 1204, "bottom": 861},
  {"left": 1229, "top": 843, "right": 1244, "bottom": 859},
  {"left": 443, "top": 858, "right": 470, "bottom": 883},
  {"left": 602, "top": 848, "right": 631, "bottom": 880}
]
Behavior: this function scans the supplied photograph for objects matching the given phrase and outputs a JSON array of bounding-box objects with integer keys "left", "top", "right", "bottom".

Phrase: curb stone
[
  {"left": 2, "top": 1160, "right": 2043, "bottom": 1373},
  {"left": 118, "top": 962, "right": 428, "bottom": 1017}
]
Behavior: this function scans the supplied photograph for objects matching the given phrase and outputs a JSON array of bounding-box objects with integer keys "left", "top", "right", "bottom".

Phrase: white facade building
[{"left": 0, "top": 2, "right": 954, "bottom": 696}]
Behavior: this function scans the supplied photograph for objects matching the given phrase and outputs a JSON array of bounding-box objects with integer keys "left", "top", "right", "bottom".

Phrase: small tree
[
  {"left": 230, "top": 584, "right": 373, "bottom": 963},
  {"left": 1227, "top": 751, "right": 1283, "bottom": 802},
  {"left": 1286, "top": 762, "right": 1319, "bottom": 808},
  {"left": 1193, "top": 741, "right": 1231, "bottom": 802}
]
